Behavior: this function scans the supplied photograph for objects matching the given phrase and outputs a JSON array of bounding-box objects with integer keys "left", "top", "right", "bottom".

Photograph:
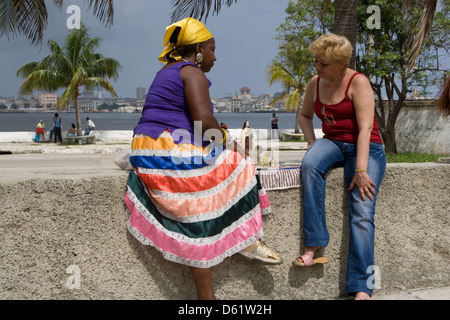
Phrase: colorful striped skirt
[{"left": 124, "top": 132, "right": 271, "bottom": 268}]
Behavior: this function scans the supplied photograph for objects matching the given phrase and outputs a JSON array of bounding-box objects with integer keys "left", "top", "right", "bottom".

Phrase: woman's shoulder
[
  {"left": 180, "top": 62, "right": 208, "bottom": 83},
  {"left": 347, "top": 70, "right": 370, "bottom": 88}
]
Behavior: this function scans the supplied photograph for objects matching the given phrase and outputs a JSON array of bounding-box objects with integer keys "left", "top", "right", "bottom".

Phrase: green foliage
[
  {"left": 267, "top": 0, "right": 333, "bottom": 111},
  {"left": 357, "top": 0, "right": 449, "bottom": 97},
  {"left": 386, "top": 152, "right": 449, "bottom": 163}
]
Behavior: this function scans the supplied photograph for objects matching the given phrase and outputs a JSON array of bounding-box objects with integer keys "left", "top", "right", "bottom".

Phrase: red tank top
[{"left": 314, "top": 72, "right": 383, "bottom": 144}]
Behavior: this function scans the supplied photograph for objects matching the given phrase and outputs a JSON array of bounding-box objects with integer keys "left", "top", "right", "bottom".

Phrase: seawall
[{"left": 0, "top": 163, "right": 448, "bottom": 299}]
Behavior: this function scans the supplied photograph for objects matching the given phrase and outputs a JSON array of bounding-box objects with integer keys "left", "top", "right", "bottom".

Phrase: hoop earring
[{"left": 195, "top": 53, "right": 203, "bottom": 67}]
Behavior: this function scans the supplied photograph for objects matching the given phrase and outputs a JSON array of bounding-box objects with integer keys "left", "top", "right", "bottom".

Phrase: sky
[{"left": 0, "top": 0, "right": 291, "bottom": 99}]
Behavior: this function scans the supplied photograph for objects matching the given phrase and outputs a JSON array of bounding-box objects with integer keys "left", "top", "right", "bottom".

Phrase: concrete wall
[
  {"left": 395, "top": 101, "right": 450, "bottom": 154},
  {"left": 0, "top": 163, "right": 448, "bottom": 300}
]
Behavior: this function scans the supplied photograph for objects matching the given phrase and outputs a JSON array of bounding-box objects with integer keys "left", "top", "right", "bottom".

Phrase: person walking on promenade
[
  {"left": 294, "top": 33, "right": 386, "bottom": 300},
  {"left": 123, "top": 17, "right": 281, "bottom": 300},
  {"left": 53, "top": 113, "right": 62, "bottom": 142}
]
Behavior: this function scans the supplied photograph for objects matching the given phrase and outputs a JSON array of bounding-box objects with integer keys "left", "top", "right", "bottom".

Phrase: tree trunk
[
  {"left": 379, "top": 125, "right": 397, "bottom": 154},
  {"left": 332, "top": 0, "right": 357, "bottom": 69},
  {"left": 295, "top": 106, "right": 301, "bottom": 133},
  {"left": 74, "top": 89, "right": 82, "bottom": 136}
]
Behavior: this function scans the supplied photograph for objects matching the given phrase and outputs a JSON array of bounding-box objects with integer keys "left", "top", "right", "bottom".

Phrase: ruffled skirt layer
[{"left": 124, "top": 132, "right": 270, "bottom": 268}]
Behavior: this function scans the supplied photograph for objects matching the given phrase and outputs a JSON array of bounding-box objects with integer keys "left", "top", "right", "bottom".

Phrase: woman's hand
[
  {"left": 348, "top": 171, "right": 376, "bottom": 201},
  {"left": 306, "top": 139, "right": 316, "bottom": 150}
]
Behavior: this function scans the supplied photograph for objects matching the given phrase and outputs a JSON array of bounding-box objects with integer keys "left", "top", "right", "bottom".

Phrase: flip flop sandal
[
  {"left": 238, "top": 240, "right": 283, "bottom": 265},
  {"left": 292, "top": 256, "right": 329, "bottom": 267}
]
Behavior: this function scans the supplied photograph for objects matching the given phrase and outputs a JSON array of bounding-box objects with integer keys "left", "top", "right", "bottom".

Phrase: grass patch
[{"left": 386, "top": 152, "right": 448, "bottom": 163}]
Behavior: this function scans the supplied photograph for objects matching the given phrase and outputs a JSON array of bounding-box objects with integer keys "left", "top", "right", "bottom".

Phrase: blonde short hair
[{"left": 309, "top": 33, "right": 353, "bottom": 66}]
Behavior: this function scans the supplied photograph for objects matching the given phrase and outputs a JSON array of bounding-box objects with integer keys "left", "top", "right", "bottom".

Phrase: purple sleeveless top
[{"left": 134, "top": 61, "right": 213, "bottom": 146}]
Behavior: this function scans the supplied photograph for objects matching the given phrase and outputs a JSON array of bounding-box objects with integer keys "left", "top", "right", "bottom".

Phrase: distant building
[
  {"left": 210, "top": 86, "right": 285, "bottom": 113},
  {"left": 38, "top": 93, "right": 57, "bottom": 108},
  {"left": 83, "top": 90, "right": 106, "bottom": 99},
  {"left": 237, "top": 86, "right": 252, "bottom": 100},
  {"left": 136, "top": 87, "right": 147, "bottom": 100}
]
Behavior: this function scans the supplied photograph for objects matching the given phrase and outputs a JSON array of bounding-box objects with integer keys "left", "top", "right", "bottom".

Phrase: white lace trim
[
  {"left": 127, "top": 221, "right": 264, "bottom": 268},
  {"left": 131, "top": 147, "right": 208, "bottom": 158},
  {"left": 261, "top": 207, "right": 272, "bottom": 215},
  {"left": 135, "top": 132, "right": 172, "bottom": 139},
  {"left": 151, "top": 177, "right": 257, "bottom": 223},
  {"left": 126, "top": 186, "right": 262, "bottom": 246}
]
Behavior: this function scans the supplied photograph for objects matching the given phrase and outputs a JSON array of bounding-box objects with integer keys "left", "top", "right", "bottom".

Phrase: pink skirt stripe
[{"left": 125, "top": 193, "right": 264, "bottom": 266}]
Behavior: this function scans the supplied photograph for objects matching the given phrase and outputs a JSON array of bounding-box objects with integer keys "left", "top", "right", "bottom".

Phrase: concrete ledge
[
  {"left": 0, "top": 163, "right": 448, "bottom": 299},
  {"left": 0, "top": 129, "right": 323, "bottom": 144}
]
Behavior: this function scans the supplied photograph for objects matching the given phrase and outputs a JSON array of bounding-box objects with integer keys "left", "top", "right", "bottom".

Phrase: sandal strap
[{"left": 250, "top": 241, "right": 278, "bottom": 259}]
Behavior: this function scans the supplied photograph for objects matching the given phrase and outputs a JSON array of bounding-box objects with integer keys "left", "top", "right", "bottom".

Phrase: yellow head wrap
[{"left": 158, "top": 17, "right": 213, "bottom": 63}]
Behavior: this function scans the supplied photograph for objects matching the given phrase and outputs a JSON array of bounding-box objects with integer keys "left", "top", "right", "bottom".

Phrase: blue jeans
[
  {"left": 300, "top": 138, "right": 386, "bottom": 296},
  {"left": 84, "top": 127, "right": 95, "bottom": 136}
]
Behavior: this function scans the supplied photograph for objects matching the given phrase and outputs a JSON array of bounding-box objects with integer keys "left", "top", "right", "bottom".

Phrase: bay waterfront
[{"left": 0, "top": 111, "right": 321, "bottom": 132}]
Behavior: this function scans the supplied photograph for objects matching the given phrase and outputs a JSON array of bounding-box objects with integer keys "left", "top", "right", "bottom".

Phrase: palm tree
[
  {"left": 267, "top": 62, "right": 305, "bottom": 133},
  {"left": 17, "top": 23, "right": 121, "bottom": 136},
  {"left": 267, "top": 37, "right": 317, "bottom": 133},
  {"left": 0, "top": 0, "right": 114, "bottom": 44}
]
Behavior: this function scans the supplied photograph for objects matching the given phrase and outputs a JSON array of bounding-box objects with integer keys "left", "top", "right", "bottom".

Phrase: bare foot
[{"left": 296, "top": 246, "right": 323, "bottom": 266}]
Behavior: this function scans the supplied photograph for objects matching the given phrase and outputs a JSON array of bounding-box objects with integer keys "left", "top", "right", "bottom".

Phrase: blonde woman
[{"left": 295, "top": 34, "right": 386, "bottom": 300}]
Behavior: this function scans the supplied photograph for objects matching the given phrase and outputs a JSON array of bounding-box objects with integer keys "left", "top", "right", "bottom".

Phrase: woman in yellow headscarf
[{"left": 124, "top": 18, "right": 281, "bottom": 300}]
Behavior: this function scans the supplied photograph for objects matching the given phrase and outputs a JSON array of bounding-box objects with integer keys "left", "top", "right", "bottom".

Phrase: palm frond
[
  {"left": 403, "top": 0, "right": 438, "bottom": 74},
  {"left": 268, "top": 92, "right": 287, "bottom": 107},
  {"left": 56, "top": 85, "right": 77, "bottom": 109},
  {"left": 267, "top": 61, "right": 298, "bottom": 89},
  {"left": 0, "top": 0, "right": 48, "bottom": 44},
  {"left": 285, "top": 89, "right": 302, "bottom": 112},
  {"left": 18, "top": 69, "right": 64, "bottom": 95},
  {"left": 16, "top": 61, "right": 40, "bottom": 78},
  {"left": 0, "top": 0, "right": 19, "bottom": 40},
  {"left": 53, "top": 0, "right": 114, "bottom": 26},
  {"left": 88, "top": 57, "right": 121, "bottom": 79},
  {"left": 1, "top": 0, "right": 114, "bottom": 44},
  {"left": 84, "top": 76, "right": 117, "bottom": 97},
  {"left": 85, "top": 0, "right": 114, "bottom": 27},
  {"left": 170, "top": 0, "right": 238, "bottom": 23}
]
